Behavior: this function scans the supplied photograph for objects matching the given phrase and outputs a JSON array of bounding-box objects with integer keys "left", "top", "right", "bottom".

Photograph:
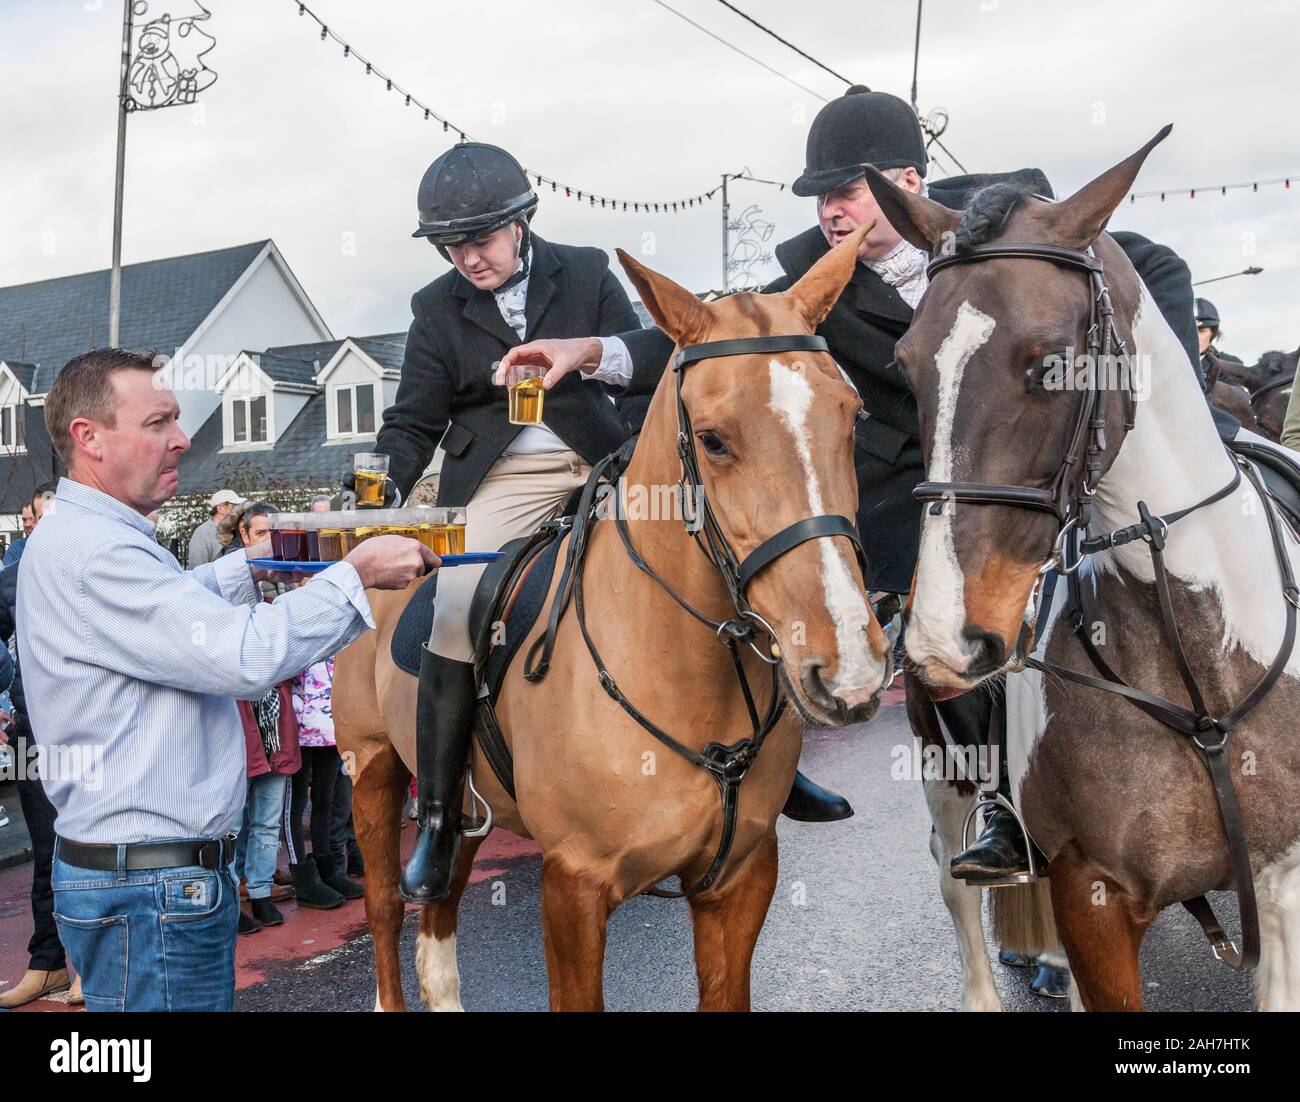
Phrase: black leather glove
[{"left": 339, "top": 471, "right": 400, "bottom": 509}]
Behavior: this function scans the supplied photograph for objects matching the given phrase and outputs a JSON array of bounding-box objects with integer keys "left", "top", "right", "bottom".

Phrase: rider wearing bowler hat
[{"left": 498, "top": 87, "right": 1218, "bottom": 884}]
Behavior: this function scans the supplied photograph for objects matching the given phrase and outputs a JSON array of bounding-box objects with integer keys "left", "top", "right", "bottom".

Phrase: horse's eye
[
  {"left": 697, "top": 432, "right": 730, "bottom": 458},
  {"left": 1026, "top": 353, "right": 1070, "bottom": 393}
]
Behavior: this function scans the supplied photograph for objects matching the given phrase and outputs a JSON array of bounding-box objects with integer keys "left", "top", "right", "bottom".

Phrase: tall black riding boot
[
  {"left": 941, "top": 689, "right": 1031, "bottom": 884},
  {"left": 399, "top": 647, "right": 478, "bottom": 905},
  {"left": 781, "top": 770, "right": 854, "bottom": 822}
]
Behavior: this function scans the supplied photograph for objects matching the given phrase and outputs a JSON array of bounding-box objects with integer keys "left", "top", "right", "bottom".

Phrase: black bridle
[
  {"left": 1251, "top": 372, "right": 1293, "bottom": 405},
  {"left": 910, "top": 239, "right": 1298, "bottom": 972},
  {"left": 913, "top": 242, "right": 1137, "bottom": 544},
  {"left": 524, "top": 333, "right": 876, "bottom": 898}
]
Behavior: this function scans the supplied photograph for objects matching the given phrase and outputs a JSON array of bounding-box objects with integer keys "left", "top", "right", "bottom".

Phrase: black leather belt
[{"left": 56, "top": 834, "right": 239, "bottom": 873}]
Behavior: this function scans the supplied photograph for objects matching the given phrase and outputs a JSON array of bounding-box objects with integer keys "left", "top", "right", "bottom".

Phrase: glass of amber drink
[
  {"left": 507, "top": 367, "right": 546, "bottom": 425},
  {"left": 317, "top": 528, "right": 342, "bottom": 562},
  {"left": 443, "top": 507, "right": 467, "bottom": 555},
  {"left": 354, "top": 453, "right": 390, "bottom": 506}
]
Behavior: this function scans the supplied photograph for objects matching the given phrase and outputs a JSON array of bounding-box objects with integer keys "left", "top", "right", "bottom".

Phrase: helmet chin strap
[{"left": 496, "top": 222, "right": 531, "bottom": 291}]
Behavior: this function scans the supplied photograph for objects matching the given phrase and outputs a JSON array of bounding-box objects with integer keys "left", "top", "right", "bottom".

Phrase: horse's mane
[
  {"left": 1257, "top": 349, "right": 1298, "bottom": 376},
  {"left": 954, "top": 184, "right": 1034, "bottom": 251}
]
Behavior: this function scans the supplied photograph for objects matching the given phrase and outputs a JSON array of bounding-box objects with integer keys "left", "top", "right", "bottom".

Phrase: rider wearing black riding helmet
[
  {"left": 363, "top": 141, "right": 646, "bottom": 904},
  {"left": 1195, "top": 297, "right": 1245, "bottom": 376},
  {"left": 496, "top": 87, "right": 1225, "bottom": 886}
]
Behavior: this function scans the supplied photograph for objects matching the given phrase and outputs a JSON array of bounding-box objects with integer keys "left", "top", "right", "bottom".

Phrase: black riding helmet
[
  {"left": 412, "top": 142, "right": 539, "bottom": 266},
  {"left": 1195, "top": 297, "right": 1220, "bottom": 332}
]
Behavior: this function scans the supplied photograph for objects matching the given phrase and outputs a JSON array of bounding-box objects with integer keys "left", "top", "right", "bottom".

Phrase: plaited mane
[{"left": 954, "top": 184, "right": 1033, "bottom": 251}]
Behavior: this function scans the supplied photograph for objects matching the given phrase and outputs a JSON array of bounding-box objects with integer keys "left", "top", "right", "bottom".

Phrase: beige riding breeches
[{"left": 428, "top": 449, "right": 592, "bottom": 662}]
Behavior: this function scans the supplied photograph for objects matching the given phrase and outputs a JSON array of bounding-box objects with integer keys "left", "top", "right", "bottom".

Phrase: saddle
[
  {"left": 389, "top": 491, "right": 581, "bottom": 800},
  {"left": 1229, "top": 433, "right": 1300, "bottom": 533}
]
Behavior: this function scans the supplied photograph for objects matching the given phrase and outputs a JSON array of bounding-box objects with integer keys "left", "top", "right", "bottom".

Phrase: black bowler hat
[{"left": 792, "top": 86, "right": 928, "bottom": 198}]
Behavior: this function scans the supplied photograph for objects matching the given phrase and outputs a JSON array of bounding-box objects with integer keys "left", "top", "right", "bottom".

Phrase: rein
[
  {"left": 1251, "top": 373, "right": 1293, "bottom": 405},
  {"left": 915, "top": 238, "right": 1297, "bottom": 971},
  {"left": 524, "top": 333, "right": 870, "bottom": 898}
]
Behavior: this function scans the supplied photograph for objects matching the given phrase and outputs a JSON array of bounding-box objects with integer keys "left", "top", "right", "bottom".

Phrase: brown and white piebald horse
[
  {"left": 333, "top": 219, "right": 891, "bottom": 1012},
  {"left": 867, "top": 129, "right": 1300, "bottom": 1012}
]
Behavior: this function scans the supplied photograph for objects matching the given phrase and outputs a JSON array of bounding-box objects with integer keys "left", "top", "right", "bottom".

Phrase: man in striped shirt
[{"left": 18, "top": 348, "right": 437, "bottom": 1011}]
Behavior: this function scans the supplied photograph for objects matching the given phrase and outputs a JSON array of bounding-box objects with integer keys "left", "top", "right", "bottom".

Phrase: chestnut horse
[
  {"left": 867, "top": 129, "right": 1300, "bottom": 1012},
  {"left": 333, "top": 221, "right": 891, "bottom": 1011}
]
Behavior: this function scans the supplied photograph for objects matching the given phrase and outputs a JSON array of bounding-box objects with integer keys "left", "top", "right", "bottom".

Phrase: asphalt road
[{"left": 235, "top": 700, "right": 1255, "bottom": 1012}]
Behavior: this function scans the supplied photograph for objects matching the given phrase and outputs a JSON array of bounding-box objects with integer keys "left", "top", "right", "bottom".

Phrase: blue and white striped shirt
[{"left": 17, "top": 478, "right": 375, "bottom": 845}]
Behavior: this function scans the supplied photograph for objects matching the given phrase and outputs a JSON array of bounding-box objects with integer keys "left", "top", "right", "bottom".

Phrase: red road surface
[{"left": 0, "top": 819, "right": 539, "bottom": 1013}]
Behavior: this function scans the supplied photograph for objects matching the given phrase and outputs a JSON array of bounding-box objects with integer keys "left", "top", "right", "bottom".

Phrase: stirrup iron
[
  {"left": 958, "top": 792, "right": 1040, "bottom": 888},
  {"left": 462, "top": 767, "right": 493, "bottom": 838}
]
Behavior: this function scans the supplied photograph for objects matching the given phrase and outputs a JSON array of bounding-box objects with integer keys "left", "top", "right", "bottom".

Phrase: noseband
[{"left": 671, "top": 335, "right": 869, "bottom": 615}]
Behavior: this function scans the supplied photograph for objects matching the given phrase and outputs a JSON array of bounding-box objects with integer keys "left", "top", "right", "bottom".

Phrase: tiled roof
[
  {"left": 176, "top": 332, "right": 407, "bottom": 496},
  {"left": 351, "top": 334, "right": 406, "bottom": 373},
  {"left": 0, "top": 241, "right": 269, "bottom": 393},
  {"left": 1, "top": 361, "right": 37, "bottom": 392}
]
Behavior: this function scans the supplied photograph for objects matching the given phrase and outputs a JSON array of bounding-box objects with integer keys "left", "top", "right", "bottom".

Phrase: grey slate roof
[
  {"left": 1, "top": 361, "right": 37, "bottom": 392},
  {"left": 0, "top": 241, "right": 268, "bottom": 392},
  {"left": 351, "top": 334, "right": 406, "bottom": 373},
  {"left": 0, "top": 405, "right": 61, "bottom": 515},
  {"left": 176, "top": 333, "right": 405, "bottom": 496},
  {"left": 244, "top": 350, "right": 334, "bottom": 388}
]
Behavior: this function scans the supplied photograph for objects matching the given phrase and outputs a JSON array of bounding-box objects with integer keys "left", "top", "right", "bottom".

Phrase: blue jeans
[
  {"left": 52, "top": 848, "right": 238, "bottom": 1012},
  {"left": 234, "top": 773, "right": 288, "bottom": 898}
]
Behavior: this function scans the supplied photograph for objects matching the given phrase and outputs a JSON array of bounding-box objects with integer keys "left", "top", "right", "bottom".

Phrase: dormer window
[
  {"left": 1, "top": 403, "right": 24, "bottom": 451},
  {"left": 334, "top": 383, "right": 376, "bottom": 436},
  {"left": 231, "top": 395, "right": 268, "bottom": 444}
]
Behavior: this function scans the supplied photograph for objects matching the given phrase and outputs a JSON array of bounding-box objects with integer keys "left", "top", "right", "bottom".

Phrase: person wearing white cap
[{"left": 188, "top": 488, "right": 247, "bottom": 568}]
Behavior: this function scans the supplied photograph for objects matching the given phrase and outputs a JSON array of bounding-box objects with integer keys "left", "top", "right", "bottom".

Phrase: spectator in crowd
[
  {"left": 0, "top": 483, "right": 81, "bottom": 1009},
  {"left": 188, "top": 488, "right": 246, "bottom": 568},
  {"left": 223, "top": 502, "right": 300, "bottom": 934},
  {"left": 310, "top": 489, "right": 365, "bottom": 878},
  {"left": 20, "top": 348, "right": 436, "bottom": 1011},
  {"left": 287, "top": 652, "right": 363, "bottom": 907},
  {"left": 2, "top": 503, "right": 36, "bottom": 566}
]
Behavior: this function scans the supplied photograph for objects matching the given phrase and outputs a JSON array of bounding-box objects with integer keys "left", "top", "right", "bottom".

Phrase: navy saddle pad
[{"left": 390, "top": 535, "right": 564, "bottom": 703}]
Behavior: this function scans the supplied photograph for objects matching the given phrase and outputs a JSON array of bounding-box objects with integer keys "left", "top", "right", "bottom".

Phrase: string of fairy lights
[
  {"left": 1129, "top": 175, "right": 1296, "bottom": 202},
  {"left": 288, "top": 1, "right": 1294, "bottom": 215},
  {"left": 288, "top": 0, "right": 741, "bottom": 215}
]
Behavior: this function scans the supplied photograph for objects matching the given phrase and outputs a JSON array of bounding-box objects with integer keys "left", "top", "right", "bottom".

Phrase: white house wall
[
  {"left": 272, "top": 391, "right": 309, "bottom": 440},
  {"left": 180, "top": 256, "right": 328, "bottom": 435}
]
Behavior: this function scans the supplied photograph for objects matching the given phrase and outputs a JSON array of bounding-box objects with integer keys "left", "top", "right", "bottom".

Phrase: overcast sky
[{"left": 2, "top": 0, "right": 1297, "bottom": 361}]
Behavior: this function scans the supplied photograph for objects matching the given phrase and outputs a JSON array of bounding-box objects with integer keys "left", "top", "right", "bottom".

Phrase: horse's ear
[
  {"left": 1043, "top": 125, "right": 1173, "bottom": 248},
  {"left": 861, "top": 166, "right": 960, "bottom": 254},
  {"left": 616, "top": 250, "right": 711, "bottom": 346},
  {"left": 784, "top": 218, "right": 875, "bottom": 328}
]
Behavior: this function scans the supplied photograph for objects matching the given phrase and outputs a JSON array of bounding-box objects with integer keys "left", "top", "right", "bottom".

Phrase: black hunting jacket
[
  {"left": 613, "top": 183, "right": 1210, "bottom": 593},
  {"left": 376, "top": 235, "right": 643, "bottom": 507}
]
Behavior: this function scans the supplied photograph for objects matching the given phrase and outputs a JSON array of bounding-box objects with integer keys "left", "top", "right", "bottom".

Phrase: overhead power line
[
  {"left": 711, "top": 0, "right": 854, "bottom": 85},
  {"left": 648, "top": 0, "right": 828, "bottom": 101}
]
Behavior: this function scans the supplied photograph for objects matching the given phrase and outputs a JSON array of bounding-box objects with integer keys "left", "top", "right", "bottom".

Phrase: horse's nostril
[
  {"left": 962, "top": 626, "right": 1007, "bottom": 678},
  {"left": 799, "top": 658, "right": 838, "bottom": 712}
]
